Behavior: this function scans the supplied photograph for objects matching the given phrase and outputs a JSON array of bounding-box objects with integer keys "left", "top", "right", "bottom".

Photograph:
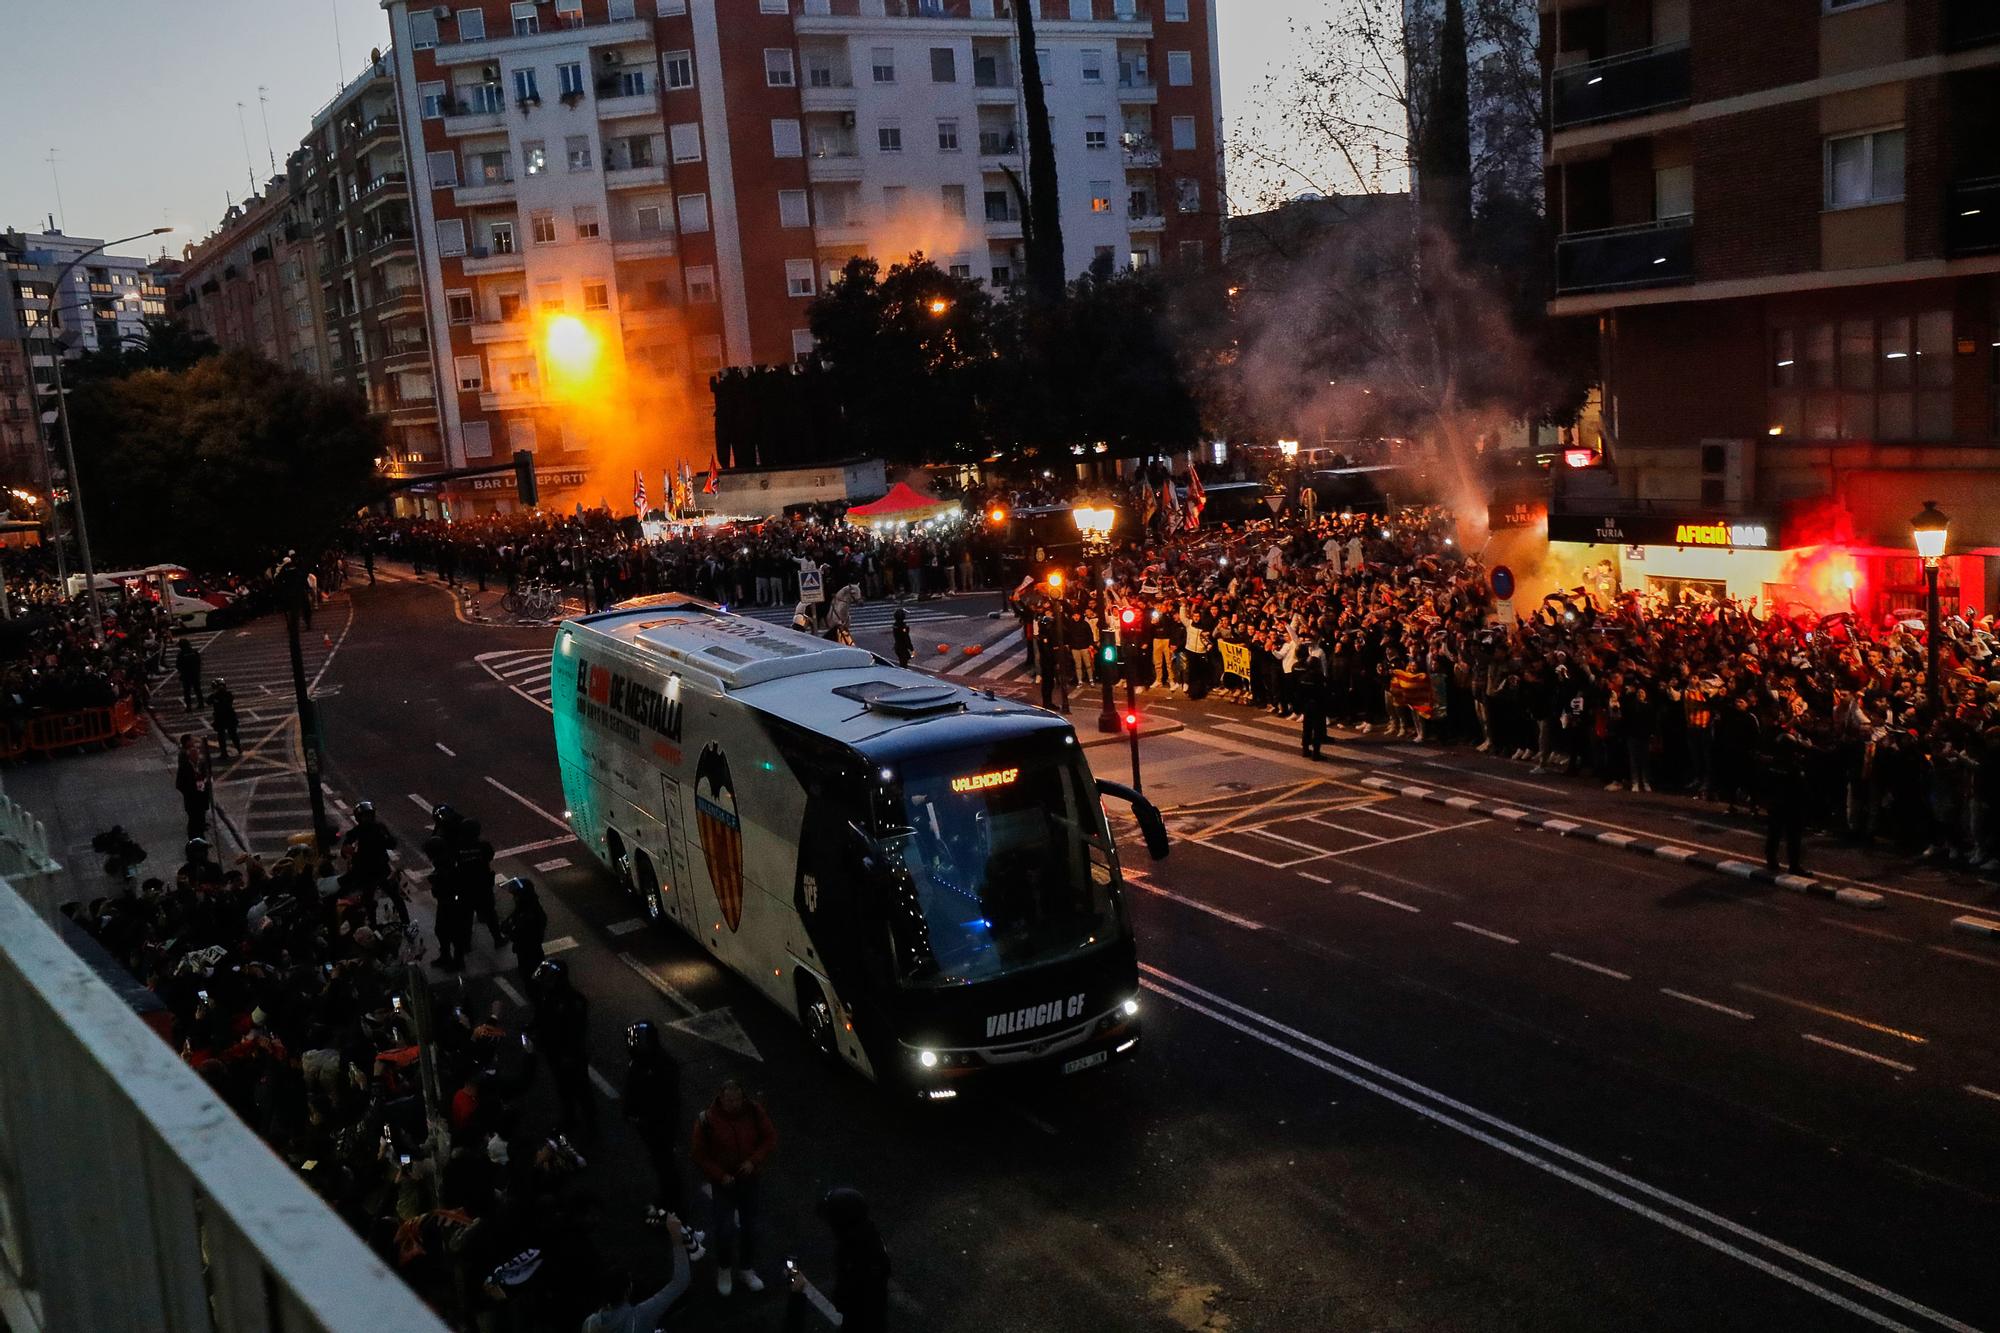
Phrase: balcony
[
  {"left": 357, "top": 113, "right": 400, "bottom": 149},
  {"left": 368, "top": 229, "right": 416, "bottom": 257},
  {"left": 614, "top": 235, "right": 678, "bottom": 261},
  {"left": 1121, "top": 138, "right": 1161, "bottom": 168},
  {"left": 622, "top": 306, "right": 677, "bottom": 332},
  {"left": 975, "top": 81, "right": 1020, "bottom": 106},
  {"left": 1116, "top": 76, "right": 1157, "bottom": 104},
  {"left": 800, "top": 81, "right": 858, "bottom": 112},
  {"left": 434, "top": 15, "right": 650, "bottom": 65},
  {"left": 806, "top": 151, "right": 864, "bottom": 182},
  {"left": 441, "top": 104, "right": 506, "bottom": 137},
  {"left": 454, "top": 176, "right": 517, "bottom": 206},
  {"left": 1948, "top": 0, "right": 2000, "bottom": 50},
  {"left": 1551, "top": 42, "right": 1691, "bottom": 131},
  {"left": 470, "top": 319, "right": 527, "bottom": 344},
  {"left": 978, "top": 130, "right": 1022, "bottom": 165},
  {"left": 596, "top": 91, "right": 659, "bottom": 121},
  {"left": 1946, "top": 176, "right": 2000, "bottom": 256},
  {"left": 461, "top": 246, "right": 526, "bottom": 275},
  {"left": 1555, "top": 217, "right": 1693, "bottom": 294},
  {"left": 604, "top": 163, "right": 668, "bottom": 190},
  {"left": 361, "top": 173, "right": 409, "bottom": 209},
  {"left": 982, "top": 209, "right": 1024, "bottom": 239},
  {"left": 814, "top": 217, "right": 871, "bottom": 248},
  {"left": 480, "top": 385, "right": 540, "bottom": 410},
  {"left": 1127, "top": 208, "right": 1166, "bottom": 232}
]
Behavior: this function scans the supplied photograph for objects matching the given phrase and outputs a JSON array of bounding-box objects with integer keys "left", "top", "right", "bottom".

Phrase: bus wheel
[{"left": 796, "top": 976, "right": 839, "bottom": 1063}]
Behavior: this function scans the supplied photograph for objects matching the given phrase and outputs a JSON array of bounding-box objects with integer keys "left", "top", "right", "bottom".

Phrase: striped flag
[
  {"left": 1390, "top": 665, "right": 1434, "bottom": 718},
  {"left": 703, "top": 454, "right": 719, "bottom": 494},
  {"left": 633, "top": 469, "right": 648, "bottom": 515},
  {"left": 1185, "top": 464, "right": 1206, "bottom": 530},
  {"left": 1161, "top": 475, "right": 1180, "bottom": 525}
]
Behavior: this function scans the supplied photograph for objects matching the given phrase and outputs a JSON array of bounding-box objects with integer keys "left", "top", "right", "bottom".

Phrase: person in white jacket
[{"left": 583, "top": 1217, "right": 694, "bottom": 1333}]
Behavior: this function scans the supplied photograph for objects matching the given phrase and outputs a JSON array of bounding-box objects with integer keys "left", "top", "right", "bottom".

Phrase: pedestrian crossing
[{"left": 477, "top": 648, "right": 555, "bottom": 713}]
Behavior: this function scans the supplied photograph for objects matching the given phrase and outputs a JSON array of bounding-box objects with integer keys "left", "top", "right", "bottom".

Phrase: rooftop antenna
[
  {"left": 257, "top": 86, "right": 278, "bottom": 175},
  {"left": 46, "top": 149, "right": 65, "bottom": 232},
  {"left": 236, "top": 102, "right": 259, "bottom": 197},
  {"left": 331, "top": 0, "right": 347, "bottom": 91}
]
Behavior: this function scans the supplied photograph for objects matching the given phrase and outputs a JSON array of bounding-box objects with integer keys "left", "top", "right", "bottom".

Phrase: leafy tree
[
  {"left": 65, "top": 349, "right": 384, "bottom": 572},
  {"left": 806, "top": 255, "right": 999, "bottom": 466},
  {"left": 65, "top": 316, "right": 218, "bottom": 382}
]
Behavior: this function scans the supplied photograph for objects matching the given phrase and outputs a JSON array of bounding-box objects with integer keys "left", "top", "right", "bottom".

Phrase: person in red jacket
[{"left": 690, "top": 1077, "right": 777, "bottom": 1297}]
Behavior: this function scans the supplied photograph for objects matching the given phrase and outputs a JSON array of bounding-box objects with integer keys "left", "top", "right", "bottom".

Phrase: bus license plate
[{"left": 1062, "top": 1050, "right": 1108, "bottom": 1075}]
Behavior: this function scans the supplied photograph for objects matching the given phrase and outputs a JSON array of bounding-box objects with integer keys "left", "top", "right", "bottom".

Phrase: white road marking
[
  {"left": 1597, "top": 831, "right": 1635, "bottom": 847},
  {"left": 1353, "top": 890, "right": 1420, "bottom": 913},
  {"left": 1414, "top": 762, "right": 1562, "bottom": 794},
  {"left": 1451, "top": 921, "right": 1519, "bottom": 945},
  {"left": 1733, "top": 984, "right": 1926, "bottom": 1045},
  {"left": 1802, "top": 1033, "right": 1915, "bottom": 1074},
  {"left": 1660, "top": 988, "right": 1754, "bottom": 1021},
  {"left": 435, "top": 742, "right": 457, "bottom": 757},
  {"left": 496, "top": 834, "right": 577, "bottom": 858},
  {"left": 543, "top": 936, "right": 579, "bottom": 955},
  {"left": 1549, "top": 952, "right": 1631, "bottom": 981},
  {"left": 1655, "top": 845, "right": 1699, "bottom": 861},
  {"left": 1928, "top": 944, "right": 2000, "bottom": 971},
  {"left": 494, "top": 977, "right": 526, "bottom": 1006},
  {"left": 483, "top": 775, "right": 571, "bottom": 831},
  {"left": 1352, "top": 806, "right": 1444, "bottom": 830},
  {"left": 1124, "top": 876, "right": 1264, "bottom": 931},
  {"left": 1543, "top": 819, "right": 1581, "bottom": 834},
  {"left": 1964, "top": 1085, "right": 2000, "bottom": 1104},
  {"left": 607, "top": 918, "right": 649, "bottom": 936},
  {"left": 406, "top": 792, "right": 434, "bottom": 814},
  {"left": 618, "top": 951, "right": 701, "bottom": 1016},
  {"left": 589, "top": 1066, "right": 622, "bottom": 1100},
  {"left": 534, "top": 857, "right": 572, "bottom": 872},
  {"left": 1139, "top": 965, "right": 1970, "bottom": 1333},
  {"left": 1297, "top": 872, "right": 1331, "bottom": 884}
]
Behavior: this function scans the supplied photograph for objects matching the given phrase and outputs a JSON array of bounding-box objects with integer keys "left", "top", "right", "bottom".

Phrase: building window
[
  {"left": 1171, "top": 115, "right": 1196, "bottom": 150},
  {"left": 456, "top": 8, "right": 485, "bottom": 41},
  {"left": 523, "top": 141, "right": 547, "bottom": 175},
  {"left": 512, "top": 68, "right": 540, "bottom": 104},
  {"left": 1089, "top": 180, "right": 1112, "bottom": 213},
  {"left": 497, "top": 290, "right": 524, "bottom": 320},
  {"left": 567, "top": 136, "right": 593, "bottom": 171},
  {"left": 618, "top": 69, "right": 649, "bottom": 97},
  {"left": 1175, "top": 177, "right": 1199, "bottom": 212},
  {"left": 949, "top": 262, "right": 972, "bottom": 279},
  {"left": 554, "top": 0, "right": 583, "bottom": 20},
  {"left": 436, "top": 218, "right": 466, "bottom": 256},
  {"left": 884, "top": 184, "right": 908, "bottom": 214},
  {"left": 1164, "top": 0, "right": 1187, "bottom": 18},
  {"left": 1655, "top": 164, "right": 1694, "bottom": 220},
  {"left": 410, "top": 8, "right": 439, "bottom": 46},
  {"left": 636, "top": 204, "right": 665, "bottom": 235},
  {"left": 531, "top": 212, "right": 558, "bottom": 244},
  {"left": 1070, "top": 0, "right": 1092, "bottom": 18},
  {"left": 778, "top": 189, "right": 811, "bottom": 227},
  {"left": 659, "top": 0, "right": 686, "bottom": 13},
  {"left": 462, "top": 420, "right": 493, "bottom": 459},
  {"left": 609, "top": 0, "right": 636, "bottom": 17},
  {"left": 1081, "top": 49, "right": 1103, "bottom": 83},
  {"left": 455, "top": 355, "right": 484, "bottom": 392},
  {"left": 663, "top": 50, "right": 694, "bottom": 89},
  {"left": 670, "top": 122, "right": 703, "bottom": 162},
  {"left": 1085, "top": 116, "right": 1108, "bottom": 150},
  {"left": 558, "top": 63, "right": 585, "bottom": 97},
  {"left": 509, "top": 419, "right": 537, "bottom": 454},
  {"left": 447, "top": 290, "right": 475, "bottom": 323},
  {"left": 878, "top": 124, "right": 903, "bottom": 152},
  {"left": 1769, "top": 311, "right": 1954, "bottom": 441},
  {"left": 623, "top": 134, "right": 656, "bottom": 168},
  {"left": 1037, "top": 48, "right": 1051, "bottom": 83},
  {"left": 1178, "top": 239, "right": 1204, "bottom": 266},
  {"left": 427, "top": 150, "right": 459, "bottom": 186},
  {"left": 536, "top": 280, "right": 564, "bottom": 311},
  {"left": 420, "top": 81, "right": 447, "bottom": 119},
  {"left": 1166, "top": 50, "right": 1193, "bottom": 86},
  {"left": 786, "top": 258, "right": 816, "bottom": 297},
  {"left": 930, "top": 47, "right": 956, "bottom": 83},
  {"left": 991, "top": 264, "right": 1011, "bottom": 286},
  {"left": 490, "top": 222, "right": 517, "bottom": 254},
  {"left": 792, "top": 328, "right": 816, "bottom": 361},
  {"left": 510, "top": 2, "right": 538, "bottom": 35},
  {"left": 686, "top": 265, "right": 717, "bottom": 303},
  {"left": 872, "top": 47, "right": 896, "bottom": 83},
  {"left": 678, "top": 193, "right": 710, "bottom": 233},
  {"left": 942, "top": 183, "right": 966, "bottom": 217},
  {"left": 772, "top": 118, "right": 803, "bottom": 158},
  {"left": 937, "top": 119, "right": 960, "bottom": 152},
  {"left": 694, "top": 335, "right": 724, "bottom": 373},
  {"left": 761, "top": 0, "right": 789, "bottom": 11},
  {"left": 1826, "top": 127, "right": 1904, "bottom": 208},
  {"left": 574, "top": 205, "right": 601, "bottom": 239},
  {"left": 765, "top": 48, "right": 795, "bottom": 87},
  {"left": 583, "top": 280, "right": 610, "bottom": 310}
]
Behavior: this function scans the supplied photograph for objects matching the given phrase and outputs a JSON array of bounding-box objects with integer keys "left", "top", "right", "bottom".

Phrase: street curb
[
  {"left": 1360, "top": 778, "right": 1887, "bottom": 911},
  {"left": 1950, "top": 914, "right": 2000, "bottom": 941}
]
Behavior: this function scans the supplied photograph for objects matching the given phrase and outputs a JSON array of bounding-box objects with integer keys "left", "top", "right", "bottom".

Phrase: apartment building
[
  {"left": 0, "top": 245, "right": 38, "bottom": 485},
  {"left": 1543, "top": 0, "right": 2000, "bottom": 618},
  {"left": 5, "top": 231, "right": 169, "bottom": 357},
  {"left": 380, "top": 0, "right": 1223, "bottom": 516},
  {"left": 175, "top": 178, "right": 320, "bottom": 371}
]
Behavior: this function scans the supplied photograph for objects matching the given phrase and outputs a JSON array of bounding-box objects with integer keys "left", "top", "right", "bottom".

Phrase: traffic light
[
  {"left": 1119, "top": 607, "right": 1139, "bottom": 631},
  {"left": 1100, "top": 643, "right": 1119, "bottom": 666},
  {"left": 1123, "top": 710, "right": 1140, "bottom": 731},
  {"left": 513, "top": 449, "right": 538, "bottom": 508}
]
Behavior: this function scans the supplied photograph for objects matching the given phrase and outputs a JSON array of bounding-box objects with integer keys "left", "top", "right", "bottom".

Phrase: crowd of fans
[
  {"left": 1026, "top": 500, "right": 2000, "bottom": 874},
  {"left": 0, "top": 551, "right": 171, "bottom": 742}
]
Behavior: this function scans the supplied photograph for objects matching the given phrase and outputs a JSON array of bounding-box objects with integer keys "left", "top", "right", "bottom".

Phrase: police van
[{"left": 551, "top": 595, "right": 1167, "bottom": 1098}]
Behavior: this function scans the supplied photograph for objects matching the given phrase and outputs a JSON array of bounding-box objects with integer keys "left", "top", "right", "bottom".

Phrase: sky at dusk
[{"left": 0, "top": 0, "right": 1329, "bottom": 258}]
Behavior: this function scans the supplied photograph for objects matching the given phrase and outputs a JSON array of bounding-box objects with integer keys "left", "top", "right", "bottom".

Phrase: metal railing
[
  {"left": 1947, "top": 0, "right": 2000, "bottom": 50},
  {"left": 1555, "top": 216, "right": 1694, "bottom": 294},
  {"left": 0, "top": 877, "right": 448, "bottom": 1332},
  {"left": 1945, "top": 176, "right": 2000, "bottom": 256},
  {"left": 1551, "top": 41, "right": 1692, "bottom": 130}
]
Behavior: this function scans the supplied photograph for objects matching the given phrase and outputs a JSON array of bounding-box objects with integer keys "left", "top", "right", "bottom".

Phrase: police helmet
[
  {"left": 185, "top": 836, "right": 211, "bottom": 858},
  {"left": 529, "top": 959, "right": 568, "bottom": 990},
  {"left": 354, "top": 799, "right": 376, "bottom": 817}
]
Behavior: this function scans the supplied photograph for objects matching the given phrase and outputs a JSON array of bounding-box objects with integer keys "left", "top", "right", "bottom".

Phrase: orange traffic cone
[
  {"left": 936, "top": 643, "right": 950, "bottom": 655},
  {"left": 964, "top": 643, "right": 982, "bottom": 656},
  {"left": 322, "top": 633, "right": 332, "bottom": 649}
]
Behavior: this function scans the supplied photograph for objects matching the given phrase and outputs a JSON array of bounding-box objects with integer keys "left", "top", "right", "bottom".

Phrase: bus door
[{"left": 660, "top": 775, "right": 698, "bottom": 927}]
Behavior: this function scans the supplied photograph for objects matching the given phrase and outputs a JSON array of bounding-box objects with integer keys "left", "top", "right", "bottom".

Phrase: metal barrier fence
[
  {"left": 0, "top": 876, "right": 448, "bottom": 1333},
  {"left": 0, "top": 699, "right": 147, "bottom": 761}
]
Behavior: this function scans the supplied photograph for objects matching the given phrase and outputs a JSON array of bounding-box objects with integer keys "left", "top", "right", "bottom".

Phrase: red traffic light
[
  {"left": 1123, "top": 711, "right": 1139, "bottom": 730},
  {"left": 1119, "top": 607, "right": 1138, "bottom": 628}
]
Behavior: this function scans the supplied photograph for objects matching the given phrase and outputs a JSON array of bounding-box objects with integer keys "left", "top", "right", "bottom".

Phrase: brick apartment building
[
  {"left": 1541, "top": 0, "right": 2000, "bottom": 620},
  {"left": 379, "top": 0, "right": 1225, "bottom": 517},
  {"left": 176, "top": 182, "right": 319, "bottom": 371}
]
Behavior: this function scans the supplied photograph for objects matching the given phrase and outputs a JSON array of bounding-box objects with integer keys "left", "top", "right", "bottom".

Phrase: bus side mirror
[
  {"left": 843, "top": 821, "right": 879, "bottom": 877},
  {"left": 1096, "top": 779, "right": 1169, "bottom": 861}
]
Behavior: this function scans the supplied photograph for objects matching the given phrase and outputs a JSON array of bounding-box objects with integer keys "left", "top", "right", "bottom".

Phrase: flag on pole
[
  {"left": 1140, "top": 477, "right": 1158, "bottom": 527},
  {"left": 1161, "top": 475, "right": 1180, "bottom": 526},
  {"left": 1185, "top": 464, "right": 1206, "bottom": 530},
  {"left": 703, "top": 454, "right": 719, "bottom": 494},
  {"left": 633, "top": 469, "right": 648, "bottom": 515}
]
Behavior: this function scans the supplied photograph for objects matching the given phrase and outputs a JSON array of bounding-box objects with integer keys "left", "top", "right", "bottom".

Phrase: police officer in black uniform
[
  {"left": 1297, "top": 649, "right": 1329, "bottom": 761},
  {"left": 1764, "top": 720, "right": 1811, "bottom": 875},
  {"left": 623, "top": 1020, "right": 688, "bottom": 1229},
  {"left": 531, "top": 960, "right": 596, "bottom": 1140},
  {"left": 208, "top": 678, "right": 241, "bottom": 758}
]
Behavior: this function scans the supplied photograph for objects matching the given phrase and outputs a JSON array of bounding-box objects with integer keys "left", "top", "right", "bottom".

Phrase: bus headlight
[
  {"left": 1122, "top": 998, "right": 1140, "bottom": 1018},
  {"left": 917, "top": 1049, "right": 939, "bottom": 1069}
]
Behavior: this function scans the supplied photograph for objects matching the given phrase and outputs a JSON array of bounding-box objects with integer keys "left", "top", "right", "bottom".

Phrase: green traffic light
[{"left": 1101, "top": 645, "right": 1118, "bottom": 664}]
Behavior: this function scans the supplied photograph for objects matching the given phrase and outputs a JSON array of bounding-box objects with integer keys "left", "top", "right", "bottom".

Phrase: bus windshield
[{"left": 873, "top": 742, "right": 1120, "bottom": 989}]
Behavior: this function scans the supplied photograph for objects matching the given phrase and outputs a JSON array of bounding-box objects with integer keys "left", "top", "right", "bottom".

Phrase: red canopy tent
[{"left": 844, "top": 482, "right": 958, "bottom": 525}]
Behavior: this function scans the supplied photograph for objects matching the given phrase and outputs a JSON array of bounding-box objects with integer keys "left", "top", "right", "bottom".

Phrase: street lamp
[
  {"left": 35, "top": 226, "right": 173, "bottom": 630},
  {"left": 1911, "top": 500, "right": 1949, "bottom": 708}
]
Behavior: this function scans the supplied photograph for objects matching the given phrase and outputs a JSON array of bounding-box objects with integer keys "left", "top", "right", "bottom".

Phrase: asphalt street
[{"left": 311, "top": 572, "right": 2000, "bottom": 1332}]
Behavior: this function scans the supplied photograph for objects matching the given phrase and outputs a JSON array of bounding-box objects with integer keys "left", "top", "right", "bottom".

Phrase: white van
[{"left": 67, "top": 566, "right": 236, "bottom": 628}]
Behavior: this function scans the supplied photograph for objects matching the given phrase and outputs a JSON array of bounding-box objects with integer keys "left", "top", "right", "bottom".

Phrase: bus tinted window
[{"left": 875, "top": 746, "right": 1117, "bottom": 987}]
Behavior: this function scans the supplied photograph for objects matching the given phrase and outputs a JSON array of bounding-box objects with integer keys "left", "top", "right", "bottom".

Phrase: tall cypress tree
[
  {"left": 1416, "top": 0, "right": 1473, "bottom": 250},
  {"left": 1012, "top": 2, "right": 1067, "bottom": 301}
]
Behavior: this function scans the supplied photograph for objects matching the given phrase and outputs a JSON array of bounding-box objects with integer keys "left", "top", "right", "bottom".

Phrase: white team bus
[{"left": 551, "top": 594, "right": 1168, "bottom": 1099}]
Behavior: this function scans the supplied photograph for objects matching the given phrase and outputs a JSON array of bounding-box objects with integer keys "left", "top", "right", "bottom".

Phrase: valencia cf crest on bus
[{"left": 695, "top": 742, "right": 744, "bottom": 931}]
